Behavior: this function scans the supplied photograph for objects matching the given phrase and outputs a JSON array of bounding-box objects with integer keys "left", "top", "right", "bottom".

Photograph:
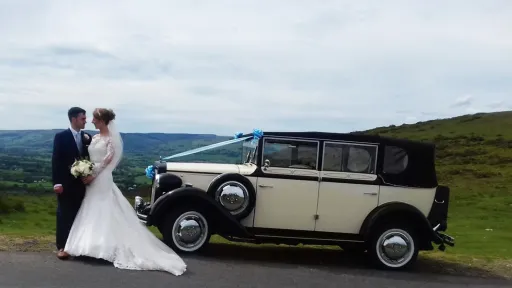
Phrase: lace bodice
[{"left": 88, "top": 134, "right": 115, "bottom": 176}]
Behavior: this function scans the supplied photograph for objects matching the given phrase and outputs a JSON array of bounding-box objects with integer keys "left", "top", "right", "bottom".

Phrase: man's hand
[
  {"left": 54, "top": 184, "right": 63, "bottom": 194},
  {"left": 81, "top": 175, "right": 95, "bottom": 185}
]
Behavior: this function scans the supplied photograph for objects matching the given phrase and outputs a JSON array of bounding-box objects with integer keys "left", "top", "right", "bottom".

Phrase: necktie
[{"left": 75, "top": 132, "right": 82, "bottom": 154}]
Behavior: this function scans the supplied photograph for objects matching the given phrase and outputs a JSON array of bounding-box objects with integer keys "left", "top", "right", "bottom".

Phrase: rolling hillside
[
  {"left": 364, "top": 111, "right": 512, "bottom": 258},
  {"left": 0, "top": 129, "right": 231, "bottom": 156},
  {"left": 0, "top": 130, "right": 239, "bottom": 194},
  {"left": 1, "top": 111, "right": 512, "bottom": 260}
]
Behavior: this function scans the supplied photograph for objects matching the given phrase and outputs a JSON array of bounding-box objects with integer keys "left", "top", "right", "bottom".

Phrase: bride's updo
[{"left": 93, "top": 108, "right": 116, "bottom": 125}]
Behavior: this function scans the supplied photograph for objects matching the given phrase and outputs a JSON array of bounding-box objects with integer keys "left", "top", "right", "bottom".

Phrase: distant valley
[{"left": 0, "top": 130, "right": 239, "bottom": 195}]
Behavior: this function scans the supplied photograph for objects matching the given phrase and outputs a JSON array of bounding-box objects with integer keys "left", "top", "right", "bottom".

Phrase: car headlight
[{"left": 134, "top": 196, "right": 144, "bottom": 209}]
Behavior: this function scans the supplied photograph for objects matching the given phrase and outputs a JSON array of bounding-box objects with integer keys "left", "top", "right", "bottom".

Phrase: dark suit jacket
[{"left": 51, "top": 129, "right": 92, "bottom": 194}]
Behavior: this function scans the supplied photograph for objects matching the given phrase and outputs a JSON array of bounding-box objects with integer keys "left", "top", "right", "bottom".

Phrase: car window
[
  {"left": 322, "top": 142, "right": 377, "bottom": 174},
  {"left": 347, "top": 146, "right": 373, "bottom": 173},
  {"left": 383, "top": 145, "right": 409, "bottom": 174},
  {"left": 263, "top": 138, "right": 318, "bottom": 170},
  {"left": 323, "top": 142, "right": 344, "bottom": 171}
]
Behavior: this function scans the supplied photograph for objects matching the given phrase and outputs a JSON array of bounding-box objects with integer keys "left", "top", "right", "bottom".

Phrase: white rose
[
  {"left": 78, "top": 162, "right": 89, "bottom": 172},
  {"left": 71, "top": 166, "right": 78, "bottom": 177}
]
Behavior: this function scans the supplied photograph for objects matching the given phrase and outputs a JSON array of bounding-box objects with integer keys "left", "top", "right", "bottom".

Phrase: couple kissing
[{"left": 52, "top": 106, "right": 187, "bottom": 276}]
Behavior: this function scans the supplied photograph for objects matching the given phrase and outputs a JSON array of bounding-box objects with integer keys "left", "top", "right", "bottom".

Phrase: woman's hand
[{"left": 81, "top": 175, "right": 95, "bottom": 185}]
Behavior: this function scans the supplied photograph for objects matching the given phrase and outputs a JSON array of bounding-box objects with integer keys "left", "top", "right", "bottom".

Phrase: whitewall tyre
[
  {"left": 162, "top": 209, "right": 211, "bottom": 254},
  {"left": 368, "top": 225, "right": 419, "bottom": 270}
]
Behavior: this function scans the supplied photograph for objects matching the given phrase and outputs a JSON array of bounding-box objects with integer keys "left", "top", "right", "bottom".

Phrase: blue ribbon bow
[
  {"left": 145, "top": 165, "right": 155, "bottom": 179},
  {"left": 251, "top": 128, "right": 263, "bottom": 145}
]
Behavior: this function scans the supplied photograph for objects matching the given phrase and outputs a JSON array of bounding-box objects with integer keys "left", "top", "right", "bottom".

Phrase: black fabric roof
[
  {"left": 261, "top": 131, "right": 434, "bottom": 149},
  {"left": 259, "top": 131, "right": 438, "bottom": 188}
]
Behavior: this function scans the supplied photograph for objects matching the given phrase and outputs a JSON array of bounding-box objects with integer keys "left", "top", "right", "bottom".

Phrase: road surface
[{"left": 1, "top": 244, "right": 510, "bottom": 287}]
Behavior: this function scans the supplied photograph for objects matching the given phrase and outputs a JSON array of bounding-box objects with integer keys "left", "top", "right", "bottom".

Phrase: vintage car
[{"left": 134, "top": 130, "right": 455, "bottom": 270}]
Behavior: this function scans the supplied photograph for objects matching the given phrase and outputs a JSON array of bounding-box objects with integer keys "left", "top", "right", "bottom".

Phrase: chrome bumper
[{"left": 433, "top": 223, "right": 455, "bottom": 251}]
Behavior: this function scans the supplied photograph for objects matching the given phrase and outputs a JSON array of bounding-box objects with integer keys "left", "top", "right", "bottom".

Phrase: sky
[{"left": 0, "top": 0, "right": 511, "bottom": 135}]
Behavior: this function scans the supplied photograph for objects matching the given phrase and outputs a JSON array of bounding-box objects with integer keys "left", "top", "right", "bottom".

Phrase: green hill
[
  {"left": 0, "top": 130, "right": 239, "bottom": 194},
  {"left": 362, "top": 111, "right": 512, "bottom": 259},
  {"left": 1, "top": 111, "right": 512, "bottom": 268}
]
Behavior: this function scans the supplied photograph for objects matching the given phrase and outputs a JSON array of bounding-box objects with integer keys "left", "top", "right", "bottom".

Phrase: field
[{"left": 1, "top": 111, "right": 512, "bottom": 277}]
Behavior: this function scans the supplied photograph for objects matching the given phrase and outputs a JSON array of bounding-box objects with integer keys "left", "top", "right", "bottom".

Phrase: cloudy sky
[{"left": 0, "top": 0, "right": 511, "bottom": 135}]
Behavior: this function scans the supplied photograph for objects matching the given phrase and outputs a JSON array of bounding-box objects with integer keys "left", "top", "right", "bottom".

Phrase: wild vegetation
[{"left": 1, "top": 111, "right": 512, "bottom": 276}]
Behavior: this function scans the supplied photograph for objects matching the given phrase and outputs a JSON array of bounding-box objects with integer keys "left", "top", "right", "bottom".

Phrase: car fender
[
  {"left": 149, "top": 186, "right": 252, "bottom": 238},
  {"left": 155, "top": 172, "right": 183, "bottom": 193},
  {"left": 360, "top": 202, "right": 440, "bottom": 246}
]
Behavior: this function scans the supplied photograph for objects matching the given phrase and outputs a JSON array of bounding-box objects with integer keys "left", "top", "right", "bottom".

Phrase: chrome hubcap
[
  {"left": 172, "top": 211, "right": 208, "bottom": 251},
  {"left": 376, "top": 229, "right": 414, "bottom": 268},
  {"left": 215, "top": 181, "right": 248, "bottom": 215}
]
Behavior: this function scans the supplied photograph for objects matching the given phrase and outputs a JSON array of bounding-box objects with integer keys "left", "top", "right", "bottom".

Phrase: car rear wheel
[{"left": 367, "top": 223, "right": 419, "bottom": 270}]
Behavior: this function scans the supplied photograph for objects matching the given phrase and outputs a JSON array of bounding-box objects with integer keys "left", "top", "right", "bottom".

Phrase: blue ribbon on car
[
  {"left": 145, "top": 165, "right": 155, "bottom": 179},
  {"left": 251, "top": 129, "right": 263, "bottom": 145},
  {"left": 144, "top": 129, "right": 263, "bottom": 177}
]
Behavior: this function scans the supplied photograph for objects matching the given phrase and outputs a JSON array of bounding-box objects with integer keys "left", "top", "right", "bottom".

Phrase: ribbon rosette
[
  {"left": 145, "top": 165, "right": 155, "bottom": 179},
  {"left": 251, "top": 128, "right": 263, "bottom": 145}
]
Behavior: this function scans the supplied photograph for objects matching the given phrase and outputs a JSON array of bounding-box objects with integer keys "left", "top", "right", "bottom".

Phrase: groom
[{"left": 51, "top": 107, "right": 92, "bottom": 260}]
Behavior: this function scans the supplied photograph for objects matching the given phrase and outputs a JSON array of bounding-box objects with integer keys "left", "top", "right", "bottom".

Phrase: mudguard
[
  {"left": 360, "top": 202, "right": 442, "bottom": 246},
  {"left": 156, "top": 172, "right": 183, "bottom": 193},
  {"left": 148, "top": 186, "right": 252, "bottom": 238}
]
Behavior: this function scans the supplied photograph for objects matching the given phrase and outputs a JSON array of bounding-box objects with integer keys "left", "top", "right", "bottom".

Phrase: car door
[
  {"left": 315, "top": 141, "right": 380, "bottom": 234},
  {"left": 253, "top": 137, "right": 320, "bottom": 231}
]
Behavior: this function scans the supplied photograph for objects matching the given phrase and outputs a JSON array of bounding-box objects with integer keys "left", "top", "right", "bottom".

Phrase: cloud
[
  {"left": 451, "top": 95, "right": 473, "bottom": 108},
  {"left": 487, "top": 100, "right": 506, "bottom": 109},
  {"left": 0, "top": 0, "right": 511, "bottom": 135}
]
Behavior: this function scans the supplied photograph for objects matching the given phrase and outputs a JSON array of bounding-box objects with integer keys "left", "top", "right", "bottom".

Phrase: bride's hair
[{"left": 93, "top": 108, "right": 116, "bottom": 125}]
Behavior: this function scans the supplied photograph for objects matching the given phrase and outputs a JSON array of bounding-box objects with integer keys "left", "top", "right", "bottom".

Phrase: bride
[{"left": 64, "top": 108, "right": 187, "bottom": 276}]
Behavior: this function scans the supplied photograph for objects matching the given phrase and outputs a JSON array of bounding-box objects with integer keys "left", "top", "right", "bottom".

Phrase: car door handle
[
  {"left": 258, "top": 184, "right": 274, "bottom": 188},
  {"left": 363, "top": 192, "right": 378, "bottom": 196}
]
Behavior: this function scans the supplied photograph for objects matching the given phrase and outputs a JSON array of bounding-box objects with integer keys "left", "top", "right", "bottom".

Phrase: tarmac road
[{"left": 1, "top": 244, "right": 511, "bottom": 288}]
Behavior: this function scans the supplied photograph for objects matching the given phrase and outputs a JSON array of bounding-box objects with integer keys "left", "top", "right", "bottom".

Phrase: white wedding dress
[{"left": 64, "top": 121, "right": 187, "bottom": 276}]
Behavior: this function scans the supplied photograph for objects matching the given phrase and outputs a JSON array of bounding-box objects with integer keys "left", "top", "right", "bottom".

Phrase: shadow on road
[
  {"left": 193, "top": 243, "right": 508, "bottom": 280},
  {"left": 68, "top": 241, "right": 509, "bottom": 282}
]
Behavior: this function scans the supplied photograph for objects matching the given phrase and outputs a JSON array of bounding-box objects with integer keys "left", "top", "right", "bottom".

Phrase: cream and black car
[{"left": 134, "top": 131, "right": 455, "bottom": 270}]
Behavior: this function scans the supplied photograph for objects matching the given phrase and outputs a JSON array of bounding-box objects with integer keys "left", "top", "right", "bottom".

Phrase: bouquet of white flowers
[{"left": 70, "top": 159, "right": 94, "bottom": 178}]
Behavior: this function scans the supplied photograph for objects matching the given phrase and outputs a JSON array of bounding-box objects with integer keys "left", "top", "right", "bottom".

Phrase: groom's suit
[{"left": 51, "top": 127, "right": 92, "bottom": 250}]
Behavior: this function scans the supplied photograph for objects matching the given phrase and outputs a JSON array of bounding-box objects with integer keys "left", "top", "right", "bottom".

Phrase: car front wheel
[
  {"left": 161, "top": 207, "right": 211, "bottom": 254},
  {"left": 367, "top": 223, "right": 419, "bottom": 270}
]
